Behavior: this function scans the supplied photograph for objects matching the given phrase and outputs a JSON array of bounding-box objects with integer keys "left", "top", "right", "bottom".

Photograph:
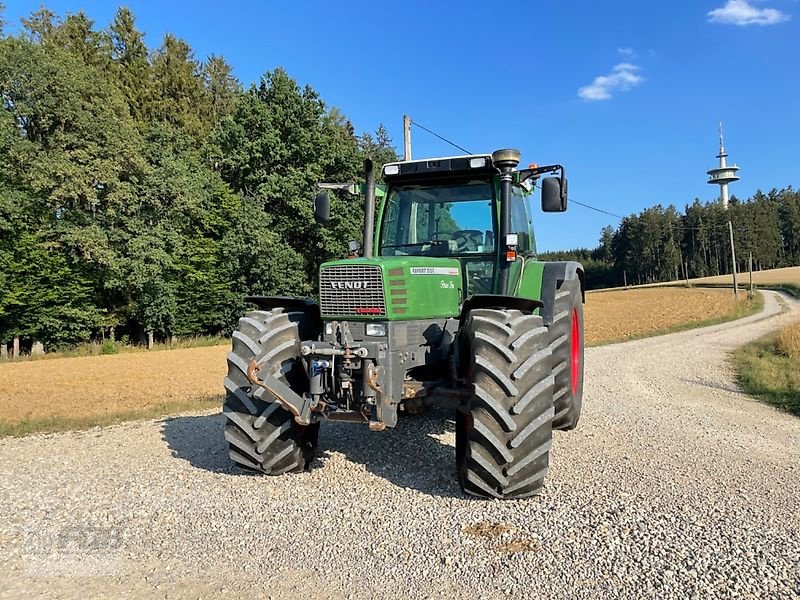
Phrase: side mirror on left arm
[
  {"left": 541, "top": 177, "right": 568, "bottom": 212},
  {"left": 314, "top": 192, "right": 331, "bottom": 223}
]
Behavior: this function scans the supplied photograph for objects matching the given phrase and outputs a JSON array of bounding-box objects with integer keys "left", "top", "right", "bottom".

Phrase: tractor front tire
[
  {"left": 223, "top": 307, "right": 320, "bottom": 474},
  {"left": 549, "top": 278, "right": 585, "bottom": 431},
  {"left": 456, "top": 308, "right": 555, "bottom": 499}
]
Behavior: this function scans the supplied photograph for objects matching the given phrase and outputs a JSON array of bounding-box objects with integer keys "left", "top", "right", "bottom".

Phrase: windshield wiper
[{"left": 380, "top": 241, "right": 446, "bottom": 250}]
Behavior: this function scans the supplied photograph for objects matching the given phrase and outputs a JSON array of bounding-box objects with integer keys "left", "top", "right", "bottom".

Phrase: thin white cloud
[
  {"left": 708, "top": 0, "right": 789, "bottom": 25},
  {"left": 578, "top": 63, "right": 644, "bottom": 101},
  {"left": 618, "top": 47, "right": 636, "bottom": 58}
]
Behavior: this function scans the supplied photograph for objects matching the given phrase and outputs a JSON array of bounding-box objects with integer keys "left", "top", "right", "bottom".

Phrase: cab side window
[{"left": 510, "top": 185, "right": 533, "bottom": 253}]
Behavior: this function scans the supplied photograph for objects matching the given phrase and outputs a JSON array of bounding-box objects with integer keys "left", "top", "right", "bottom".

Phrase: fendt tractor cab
[{"left": 224, "top": 149, "right": 585, "bottom": 499}]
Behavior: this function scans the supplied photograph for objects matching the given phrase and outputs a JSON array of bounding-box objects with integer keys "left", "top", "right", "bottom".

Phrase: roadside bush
[
  {"left": 100, "top": 341, "right": 119, "bottom": 355},
  {"left": 777, "top": 321, "right": 800, "bottom": 359}
]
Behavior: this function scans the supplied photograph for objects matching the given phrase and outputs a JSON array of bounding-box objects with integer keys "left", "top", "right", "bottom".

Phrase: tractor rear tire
[
  {"left": 456, "top": 308, "right": 555, "bottom": 499},
  {"left": 223, "top": 307, "right": 320, "bottom": 474},
  {"left": 549, "top": 278, "right": 585, "bottom": 431}
]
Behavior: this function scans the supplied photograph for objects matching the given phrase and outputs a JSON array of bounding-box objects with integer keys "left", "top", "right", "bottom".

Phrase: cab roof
[{"left": 381, "top": 154, "right": 498, "bottom": 182}]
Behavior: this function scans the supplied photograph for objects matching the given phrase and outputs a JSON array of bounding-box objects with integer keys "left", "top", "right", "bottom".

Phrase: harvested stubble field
[
  {"left": 689, "top": 265, "right": 800, "bottom": 288},
  {"left": 0, "top": 287, "right": 748, "bottom": 435},
  {"left": 584, "top": 286, "right": 752, "bottom": 346},
  {"left": 0, "top": 346, "right": 224, "bottom": 435}
]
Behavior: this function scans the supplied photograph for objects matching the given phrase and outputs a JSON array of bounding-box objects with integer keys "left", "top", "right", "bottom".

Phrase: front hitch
[
  {"left": 364, "top": 362, "right": 386, "bottom": 431},
  {"left": 298, "top": 339, "right": 389, "bottom": 432},
  {"left": 246, "top": 360, "right": 314, "bottom": 426}
]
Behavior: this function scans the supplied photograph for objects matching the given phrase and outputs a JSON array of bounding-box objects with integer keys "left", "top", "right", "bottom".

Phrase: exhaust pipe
[
  {"left": 363, "top": 159, "right": 376, "bottom": 258},
  {"left": 492, "top": 149, "right": 521, "bottom": 294}
]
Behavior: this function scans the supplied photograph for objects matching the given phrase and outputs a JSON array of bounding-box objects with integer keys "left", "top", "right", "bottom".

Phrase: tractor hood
[{"left": 318, "top": 256, "right": 463, "bottom": 320}]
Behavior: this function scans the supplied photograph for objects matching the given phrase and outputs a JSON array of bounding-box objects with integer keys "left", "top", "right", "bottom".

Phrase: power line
[
  {"left": 408, "top": 120, "right": 768, "bottom": 229},
  {"left": 409, "top": 120, "right": 472, "bottom": 155},
  {"left": 407, "top": 119, "right": 638, "bottom": 222},
  {"left": 531, "top": 181, "right": 624, "bottom": 220},
  {"left": 569, "top": 199, "right": 624, "bottom": 219}
]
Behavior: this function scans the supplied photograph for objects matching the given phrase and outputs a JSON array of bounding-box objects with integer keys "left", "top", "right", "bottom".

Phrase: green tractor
[{"left": 223, "top": 149, "right": 585, "bottom": 499}]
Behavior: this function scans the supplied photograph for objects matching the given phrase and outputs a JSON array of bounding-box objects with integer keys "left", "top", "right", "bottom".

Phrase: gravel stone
[{"left": 0, "top": 291, "right": 798, "bottom": 599}]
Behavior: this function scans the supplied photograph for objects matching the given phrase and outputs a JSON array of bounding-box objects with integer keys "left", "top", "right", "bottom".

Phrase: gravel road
[{"left": 1, "top": 291, "right": 798, "bottom": 599}]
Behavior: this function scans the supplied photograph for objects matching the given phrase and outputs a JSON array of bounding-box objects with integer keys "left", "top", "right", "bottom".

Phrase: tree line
[
  {"left": 0, "top": 5, "right": 396, "bottom": 351},
  {"left": 541, "top": 188, "right": 800, "bottom": 289}
]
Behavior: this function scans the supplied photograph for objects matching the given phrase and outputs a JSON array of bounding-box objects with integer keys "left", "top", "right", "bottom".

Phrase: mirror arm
[
  {"left": 519, "top": 164, "right": 568, "bottom": 207},
  {"left": 316, "top": 182, "right": 359, "bottom": 195},
  {"left": 516, "top": 164, "right": 564, "bottom": 184}
]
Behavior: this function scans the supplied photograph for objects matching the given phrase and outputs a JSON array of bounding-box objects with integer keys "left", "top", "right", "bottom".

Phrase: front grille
[{"left": 319, "top": 265, "right": 386, "bottom": 317}]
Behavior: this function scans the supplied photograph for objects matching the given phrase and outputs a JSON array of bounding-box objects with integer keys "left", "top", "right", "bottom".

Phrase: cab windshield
[{"left": 379, "top": 181, "right": 495, "bottom": 257}]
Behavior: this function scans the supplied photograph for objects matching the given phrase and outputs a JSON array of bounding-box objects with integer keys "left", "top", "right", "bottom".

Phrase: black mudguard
[
  {"left": 540, "top": 262, "right": 585, "bottom": 326},
  {"left": 459, "top": 294, "right": 544, "bottom": 325},
  {"left": 244, "top": 296, "right": 322, "bottom": 329}
]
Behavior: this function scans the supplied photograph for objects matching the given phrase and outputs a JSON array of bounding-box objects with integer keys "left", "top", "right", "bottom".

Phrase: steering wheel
[{"left": 450, "top": 230, "right": 483, "bottom": 252}]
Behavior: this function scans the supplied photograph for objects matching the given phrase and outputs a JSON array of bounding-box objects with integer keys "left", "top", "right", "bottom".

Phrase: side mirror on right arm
[
  {"left": 541, "top": 177, "right": 568, "bottom": 212},
  {"left": 314, "top": 192, "right": 331, "bottom": 223}
]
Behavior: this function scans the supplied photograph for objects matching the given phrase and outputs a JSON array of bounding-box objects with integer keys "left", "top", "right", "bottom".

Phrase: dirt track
[{"left": 0, "top": 292, "right": 798, "bottom": 599}]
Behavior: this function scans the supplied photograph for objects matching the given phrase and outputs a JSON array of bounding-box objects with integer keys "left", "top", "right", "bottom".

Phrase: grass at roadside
[
  {"left": 732, "top": 320, "right": 800, "bottom": 416},
  {"left": 757, "top": 283, "right": 800, "bottom": 299},
  {"left": 0, "top": 396, "right": 221, "bottom": 438}
]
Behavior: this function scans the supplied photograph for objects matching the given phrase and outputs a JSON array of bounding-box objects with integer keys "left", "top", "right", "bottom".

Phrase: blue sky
[{"left": 5, "top": 0, "right": 799, "bottom": 251}]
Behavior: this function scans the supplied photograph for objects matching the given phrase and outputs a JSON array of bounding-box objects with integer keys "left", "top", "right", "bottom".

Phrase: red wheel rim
[{"left": 570, "top": 307, "right": 581, "bottom": 395}]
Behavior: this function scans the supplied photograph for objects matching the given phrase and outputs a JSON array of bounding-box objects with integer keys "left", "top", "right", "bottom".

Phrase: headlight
[
  {"left": 366, "top": 323, "right": 387, "bottom": 337},
  {"left": 325, "top": 323, "right": 334, "bottom": 335}
]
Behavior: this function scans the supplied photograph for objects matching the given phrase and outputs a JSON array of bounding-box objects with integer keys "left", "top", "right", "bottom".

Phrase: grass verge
[
  {"left": 756, "top": 283, "right": 800, "bottom": 299},
  {"left": 0, "top": 396, "right": 221, "bottom": 438},
  {"left": 587, "top": 291, "right": 764, "bottom": 347},
  {"left": 732, "top": 322, "right": 800, "bottom": 416}
]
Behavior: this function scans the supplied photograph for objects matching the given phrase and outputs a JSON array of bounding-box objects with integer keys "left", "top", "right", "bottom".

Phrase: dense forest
[
  {"left": 0, "top": 5, "right": 396, "bottom": 350},
  {"left": 1, "top": 6, "right": 798, "bottom": 352},
  {"left": 541, "top": 189, "right": 800, "bottom": 289}
]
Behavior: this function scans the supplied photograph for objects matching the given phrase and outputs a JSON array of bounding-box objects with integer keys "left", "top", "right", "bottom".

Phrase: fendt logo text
[{"left": 329, "top": 281, "right": 370, "bottom": 290}]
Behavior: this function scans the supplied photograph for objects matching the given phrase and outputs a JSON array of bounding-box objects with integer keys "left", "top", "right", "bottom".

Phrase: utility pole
[
  {"left": 684, "top": 260, "right": 690, "bottom": 287},
  {"left": 707, "top": 123, "right": 740, "bottom": 300},
  {"left": 403, "top": 114, "right": 412, "bottom": 161},
  {"left": 727, "top": 220, "right": 738, "bottom": 298},
  {"left": 749, "top": 252, "right": 754, "bottom": 299}
]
